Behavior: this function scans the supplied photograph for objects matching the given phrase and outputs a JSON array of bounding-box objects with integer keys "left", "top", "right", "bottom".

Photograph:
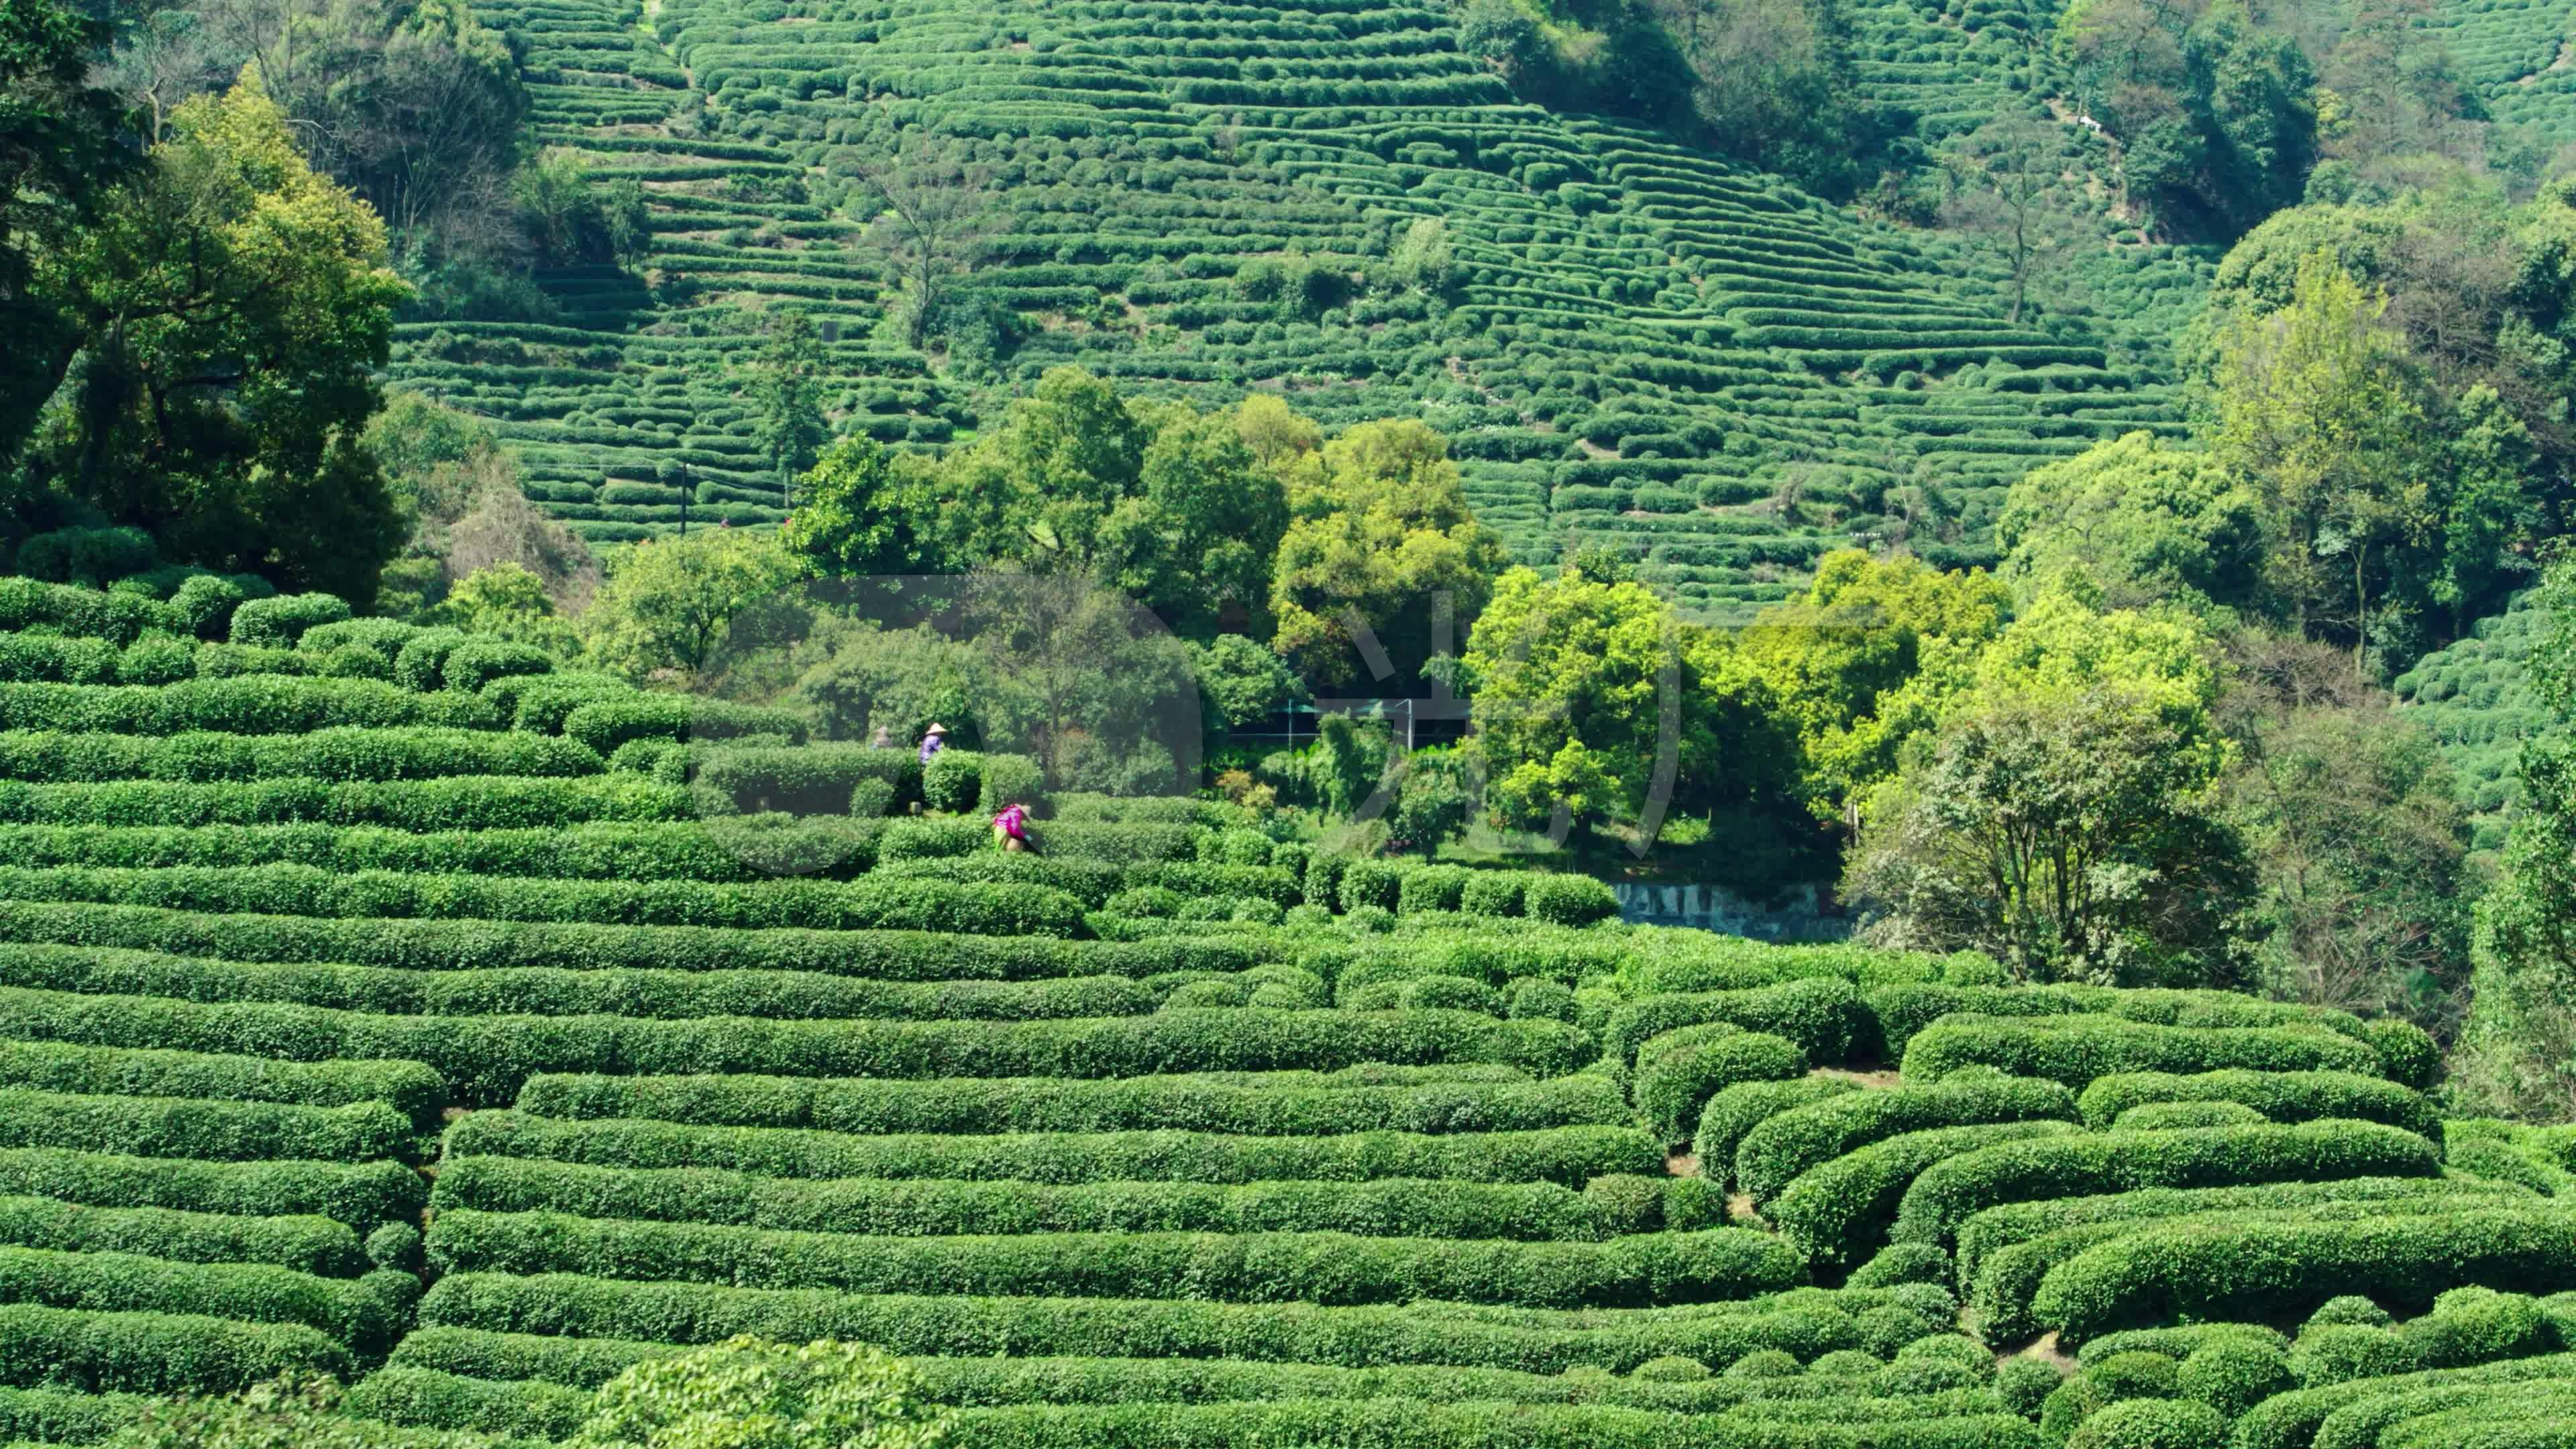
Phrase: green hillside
[
  {"left": 0, "top": 576, "right": 2566, "bottom": 1448},
  {"left": 396, "top": 0, "right": 2198, "bottom": 619},
  {"left": 2397, "top": 588, "right": 2553, "bottom": 849}
]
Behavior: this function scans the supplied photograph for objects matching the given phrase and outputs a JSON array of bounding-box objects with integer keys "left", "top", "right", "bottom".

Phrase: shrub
[
  {"left": 417, "top": 1271, "right": 1942, "bottom": 1376},
  {"left": 561, "top": 698, "right": 809, "bottom": 755},
  {"left": 434, "top": 1155, "right": 1644, "bottom": 1243},
  {"left": 2032, "top": 1209, "right": 2576, "bottom": 1343},
  {"left": 2109, "top": 1101, "right": 2271, "bottom": 1130},
  {"left": 2177, "top": 1338, "right": 2292, "bottom": 1415},
  {"left": 1693, "top": 1078, "right": 1860, "bottom": 1191},
  {"left": 2074, "top": 1070, "right": 2435, "bottom": 1139},
  {"left": 0, "top": 677, "right": 498, "bottom": 735},
  {"left": 441, "top": 641, "right": 555, "bottom": 694},
  {"left": 0, "top": 1303, "right": 350, "bottom": 1393},
  {"left": 0, "top": 1147, "right": 418, "bottom": 1228},
  {"left": 425, "top": 1211, "right": 1805, "bottom": 1309},
  {"left": 2361, "top": 1018, "right": 2440, "bottom": 1091},
  {"left": 1635, "top": 1028, "right": 1807, "bottom": 1144},
  {"left": 1735, "top": 1072, "right": 2079, "bottom": 1206},
  {"left": 0, "top": 1245, "right": 407, "bottom": 1352},
  {"left": 511, "top": 1067, "right": 1627, "bottom": 1136},
  {"left": 228, "top": 594, "right": 352, "bottom": 649},
  {"left": 447, "top": 1112, "right": 1659, "bottom": 1188},
  {"left": 1900, "top": 1015, "right": 2384, "bottom": 1087},
  {"left": 1891, "top": 1120, "right": 2444, "bottom": 1250},
  {"left": 2064, "top": 1397, "right": 2226, "bottom": 1449},
  {"left": 0, "top": 1039, "right": 443, "bottom": 1126},
  {"left": 0, "top": 1086, "right": 416, "bottom": 1165},
  {"left": 920, "top": 748, "right": 985, "bottom": 813},
  {"left": 1996, "top": 1356, "right": 2063, "bottom": 1415},
  {"left": 1768, "top": 1120, "right": 2085, "bottom": 1268},
  {"left": 0, "top": 992, "right": 1597, "bottom": 1105},
  {"left": 1526, "top": 874, "right": 1619, "bottom": 926},
  {"left": 0, "top": 1193, "right": 362, "bottom": 1276},
  {"left": 1606, "top": 978, "right": 1863, "bottom": 1066}
]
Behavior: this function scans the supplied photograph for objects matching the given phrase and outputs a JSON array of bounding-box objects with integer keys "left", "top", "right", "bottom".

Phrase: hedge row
[
  {"left": 0, "top": 727, "right": 600, "bottom": 784},
  {"left": 2031, "top": 1209, "right": 2576, "bottom": 1344},
  {"left": 429, "top": 1157, "right": 1682, "bottom": 1243},
  {"left": 358, "top": 1367, "right": 2041, "bottom": 1449},
  {"left": 449, "top": 1112, "right": 1663, "bottom": 1188},
  {"left": 1768, "top": 1121, "right": 2085, "bottom": 1269},
  {"left": 1900, "top": 1015, "right": 2384, "bottom": 1087},
  {"left": 423, "top": 1212, "right": 1802, "bottom": 1310},
  {"left": 1861, "top": 984, "right": 2363, "bottom": 1060},
  {"left": 1604, "top": 979, "right": 1862, "bottom": 1066},
  {"left": 0, "top": 822, "right": 849, "bottom": 881},
  {"left": 417, "top": 1273, "right": 1957, "bottom": 1375},
  {"left": 0, "top": 1244, "right": 411, "bottom": 1354},
  {"left": 1735, "top": 1073, "right": 2079, "bottom": 1206},
  {"left": 0, "top": 1146, "right": 421, "bottom": 1228},
  {"left": 0, "top": 1193, "right": 364, "bottom": 1277},
  {"left": 0, "top": 942, "right": 1171, "bottom": 1024},
  {"left": 2074, "top": 1070, "right": 2437, "bottom": 1139},
  {"left": 354, "top": 1359, "right": 2036, "bottom": 1449},
  {"left": 1890, "top": 1120, "right": 2445, "bottom": 1248},
  {"left": 2235, "top": 1353, "right": 2576, "bottom": 1449},
  {"left": 0, "top": 678, "right": 500, "bottom": 735},
  {"left": 0, "top": 775, "right": 696, "bottom": 829},
  {"left": 1968, "top": 1188, "right": 2525, "bottom": 1344},
  {"left": 0, "top": 1386, "right": 147, "bottom": 1445},
  {"left": 0, "top": 1038, "right": 444, "bottom": 1125},
  {"left": 1635, "top": 1028, "right": 1809, "bottom": 1144},
  {"left": 511, "top": 1068, "right": 1628, "bottom": 1136},
  {"left": 386, "top": 1326, "right": 2017, "bottom": 1411},
  {"left": 561, "top": 698, "right": 810, "bottom": 755},
  {"left": 1692, "top": 1079, "right": 1860, "bottom": 1193},
  {"left": 0, "top": 1302, "right": 352, "bottom": 1394},
  {"left": 0, "top": 990, "right": 1598, "bottom": 1102},
  {"left": 0, "top": 1084, "right": 418, "bottom": 1165},
  {"left": 1953, "top": 1176, "right": 2540, "bottom": 1296},
  {"left": 0, "top": 863, "right": 1091, "bottom": 938},
  {"left": 0, "top": 900, "right": 1268, "bottom": 980}
]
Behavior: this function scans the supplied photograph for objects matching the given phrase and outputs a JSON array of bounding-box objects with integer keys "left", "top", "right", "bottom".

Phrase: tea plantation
[
  {"left": 0, "top": 572, "right": 2564, "bottom": 1447},
  {"left": 393, "top": 0, "right": 2206, "bottom": 618}
]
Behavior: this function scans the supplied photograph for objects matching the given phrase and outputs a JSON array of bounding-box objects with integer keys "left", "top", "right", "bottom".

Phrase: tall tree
[
  {"left": 849, "top": 146, "right": 996, "bottom": 352},
  {"left": 36, "top": 83, "right": 413, "bottom": 599},
  {"left": 1269, "top": 418, "right": 1507, "bottom": 688},
  {"left": 747, "top": 308, "right": 828, "bottom": 495},
  {"left": 1943, "top": 114, "right": 2072, "bottom": 325},
  {"left": 1996, "top": 430, "right": 2267, "bottom": 612},
  {"left": 0, "top": 0, "right": 133, "bottom": 469},
  {"left": 2212, "top": 250, "right": 2439, "bottom": 672},
  {"left": 582, "top": 528, "right": 806, "bottom": 681}
]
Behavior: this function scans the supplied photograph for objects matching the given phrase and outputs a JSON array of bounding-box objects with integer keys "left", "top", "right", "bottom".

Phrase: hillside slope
[{"left": 407, "top": 0, "right": 2196, "bottom": 619}]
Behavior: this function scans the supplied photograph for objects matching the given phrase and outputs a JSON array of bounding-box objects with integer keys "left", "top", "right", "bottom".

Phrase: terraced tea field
[
  {"left": 395, "top": 0, "right": 2204, "bottom": 619},
  {"left": 0, "top": 574, "right": 2572, "bottom": 1446}
]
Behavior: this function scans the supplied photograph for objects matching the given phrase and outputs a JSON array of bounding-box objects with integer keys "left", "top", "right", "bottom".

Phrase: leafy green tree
[
  {"left": 35, "top": 82, "right": 413, "bottom": 599},
  {"left": 1188, "top": 633, "right": 1302, "bottom": 744},
  {"left": 1844, "top": 590, "right": 2249, "bottom": 985},
  {"left": 1997, "top": 431, "right": 2267, "bottom": 612},
  {"left": 789, "top": 616, "right": 981, "bottom": 743},
  {"left": 2222, "top": 692, "right": 2471, "bottom": 1027},
  {"left": 962, "top": 565, "right": 1197, "bottom": 792},
  {"left": 583, "top": 528, "right": 806, "bottom": 682},
  {"left": 1847, "top": 687, "right": 2257, "bottom": 987},
  {"left": 1464, "top": 562, "right": 1787, "bottom": 842},
  {"left": 2212, "top": 251, "right": 2440, "bottom": 672},
  {"left": 1270, "top": 419, "right": 1506, "bottom": 686},
  {"left": 1385, "top": 217, "right": 1453, "bottom": 295},
  {"left": 1738, "top": 549, "right": 2009, "bottom": 826},
  {"left": 747, "top": 309, "right": 828, "bottom": 492},
  {"left": 567, "top": 1335, "right": 951, "bottom": 1449},
  {"left": 849, "top": 146, "right": 996, "bottom": 353},
  {"left": 1103, "top": 402, "right": 1288, "bottom": 637},
  {"left": 2458, "top": 555, "right": 2576, "bottom": 1118},
  {"left": 1, "top": 0, "right": 132, "bottom": 469},
  {"left": 429, "top": 561, "right": 578, "bottom": 653},
  {"left": 1389, "top": 747, "right": 1474, "bottom": 857}
]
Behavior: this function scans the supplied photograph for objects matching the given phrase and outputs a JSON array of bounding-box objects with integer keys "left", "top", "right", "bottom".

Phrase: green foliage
[
  {"left": 32, "top": 85, "right": 412, "bottom": 599},
  {"left": 565, "top": 1335, "right": 949, "bottom": 1449},
  {"left": 580, "top": 530, "right": 806, "bottom": 681}
]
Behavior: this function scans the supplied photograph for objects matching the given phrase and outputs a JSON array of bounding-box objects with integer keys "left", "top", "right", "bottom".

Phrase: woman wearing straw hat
[{"left": 918, "top": 722, "right": 949, "bottom": 766}]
